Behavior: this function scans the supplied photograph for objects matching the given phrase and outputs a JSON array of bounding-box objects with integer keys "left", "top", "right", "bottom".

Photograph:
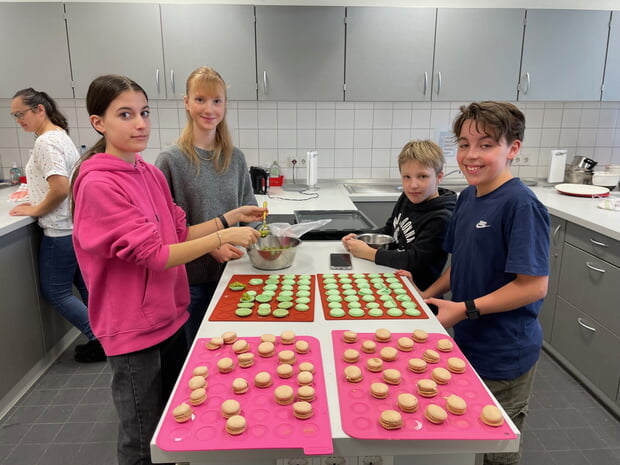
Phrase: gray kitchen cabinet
[
  {"left": 0, "top": 3, "right": 73, "bottom": 98},
  {"left": 160, "top": 4, "right": 257, "bottom": 101},
  {"left": 344, "top": 7, "right": 435, "bottom": 101},
  {"left": 519, "top": 9, "right": 610, "bottom": 101},
  {"left": 547, "top": 221, "right": 620, "bottom": 412},
  {"left": 538, "top": 215, "right": 565, "bottom": 342},
  {"left": 603, "top": 11, "right": 620, "bottom": 101},
  {"left": 255, "top": 6, "right": 345, "bottom": 101},
  {"left": 550, "top": 297, "right": 620, "bottom": 404},
  {"left": 65, "top": 3, "right": 166, "bottom": 99},
  {"left": 432, "top": 9, "right": 525, "bottom": 101}
]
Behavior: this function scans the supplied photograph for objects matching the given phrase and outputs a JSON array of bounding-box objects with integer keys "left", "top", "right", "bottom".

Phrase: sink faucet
[{"left": 444, "top": 168, "right": 462, "bottom": 178}]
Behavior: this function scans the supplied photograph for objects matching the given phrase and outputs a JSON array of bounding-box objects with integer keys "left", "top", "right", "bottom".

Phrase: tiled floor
[{"left": 1, "top": 340, "right": 619, "bottom": 465}]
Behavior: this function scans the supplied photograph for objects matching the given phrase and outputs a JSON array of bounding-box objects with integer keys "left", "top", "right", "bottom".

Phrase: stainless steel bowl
[
  {"left": 356, "top": 233, "right": 395, "bottom": 250},
  {"left": 247, "top": 236, "right": 301, "bottom": 270}
]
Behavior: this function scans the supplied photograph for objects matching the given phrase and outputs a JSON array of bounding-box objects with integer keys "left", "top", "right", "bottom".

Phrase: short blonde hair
[{"left": 397, "top": 140, "right": 445, "bottom": 175}]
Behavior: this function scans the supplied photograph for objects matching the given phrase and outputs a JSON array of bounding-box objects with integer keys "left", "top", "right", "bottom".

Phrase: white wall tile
[
  {"left": 297, "top": 109, "right": 316, "bottom": 129},
  {"left": 596, "top": 128, "right": 615, "bottom": 147},
  {"left": 296, "top": 129, "right": 315, "bottom": 148},
  {"left": 353, "top": 166, "right": 372, "bottom": 178},
  {"left": 258, "top": 129, "right": 278, "bottom": 148},
  {"left": 371, "top": 167, "right": 390, "bottom": 178},
  {"left": 580, "top": 109, "right": 599, "bottom": 128},
  {"left": 159, "top": 129, "right": 180, "bottom": 148},
  {"left": 430, "top": 109, "right": 451, "bottom": 130},
  {"left": 561, "top": 108, "right": 581, "bottom": 127},
  {"left": 373, "top": 108, "right": 392, "bottom": 129},
  {"left": 391, "top": 129, "right": 411, "bottom": 149},
  {"left": 353, "top": 148, "right": 372, "bottom": 167},
  {"left": 353, "top": 129, "right": 372, "bottom": 150},
  {"left": 392, "top": 109, "right": 412, "bottom": 129},
  {"left": 238, "top": 109, "right": 258, "bottom": 128},
  {"left": 372, "top": 129, "right": 391, "bottom": 148},
  {"left": 0, "top": 128, "right": 19, "bottom": 147},
  {"left": 558, "top": 128, "right": 578, "bottom": 147},
  {"left": 258, "top": 109, "right": 277, "bottom": 129},
  {"left": 318, "top": 167, "right": 335, "bottom": 179},
  {"left": 335, "top": 130, "right": 354, "bottom": 149},
  {"left": 334, "top": 149, "right": 353, "bottom": 168},
  {"left": 316, "top": 108, "right": 335, "bottom": 129},
  {"left": 334, "top": 167, "right": 353, "bottom": 178},
  {"left": 278, "top": 129, "right": 297, "bottom": 149},
  {"left": 277, "top": 109, "right": 296, "bottom": 129},
  {"left": 354, "top": 109, "right": 373, "bottom": 129},
  {"left": 318, "top": 149, "right": 335, "bottom": 168},
  {"left": 316, "top": 129, "right": 334, "bottom": 149},
  {"left": 411, "top": 109, "right": 430, "bottom": 128},
  {"left": 543, "top": 108, "right": 563, "bottom": 128},
  {"left": 577, "top": 128, "right": 597, "bottom": 147},
  {"left": 598, "top": 109, "right": 618, "bottom": 129},
  {"left": 335, "top": 109, "right": 354, "bottom": 129},
  {"left": 239, "top": 129, "right": 259, "bottom": 148}
]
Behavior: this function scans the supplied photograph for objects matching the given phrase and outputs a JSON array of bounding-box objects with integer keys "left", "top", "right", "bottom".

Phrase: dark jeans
[
  {"left": 482, "top": 363, "right": 538, "bottom": 465},
  {"left": 184, "top": 282, "right": 218, "bottom": 346},
  {"left": 39, "top": 234, "right": 94, "bottom": 340},
  {"left": 108, "top": 327, "right": 187, "bottom": 465}
]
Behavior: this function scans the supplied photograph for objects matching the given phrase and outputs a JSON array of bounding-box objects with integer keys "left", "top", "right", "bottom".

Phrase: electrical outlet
[
  {"left": 287, "top": 458, "right": 309, "bottom": 465},
  {"left": 287, "top": 154, "right": 307, "bottom": 167},
  {"left": 361, "top": 457, "right": 382, "bottom": 465},
  {"left": 324, "top": 457, "right": 345, "bottom": 465}
]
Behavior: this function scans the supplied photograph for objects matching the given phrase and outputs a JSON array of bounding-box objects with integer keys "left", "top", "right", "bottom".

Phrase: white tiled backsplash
[{"left": 1, "top": 98, "right": 619, "bottom": 182}]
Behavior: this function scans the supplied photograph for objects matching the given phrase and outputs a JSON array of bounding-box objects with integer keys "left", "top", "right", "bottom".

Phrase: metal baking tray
[{"left": 294, "top": 210, "right": 377, "bottom": 240}]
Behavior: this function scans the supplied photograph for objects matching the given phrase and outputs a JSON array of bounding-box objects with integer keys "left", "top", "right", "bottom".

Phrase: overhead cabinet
[
  {"left": 0, "top": 3, "right": 73, "bottom": 98},
  {"left": 256, "top": 6, "right": 345, "bottom": 101},
  {"left": 432, "top": 9, "right": 525, "bottom": 101},
  {"left": 160, "top": 4, "right": 257, "bottom": 100},
  {"left": 66, "top": 3, "right": 166, "bottom": 99},
  {"left": 603, "top": 11, "right": 620, "bottom": 101},
  {"left": 344, "top": 7, "right": 435, "bottom": 101},
  {"left": 518, "top": 9, "right": 610, "bottom": 101}
]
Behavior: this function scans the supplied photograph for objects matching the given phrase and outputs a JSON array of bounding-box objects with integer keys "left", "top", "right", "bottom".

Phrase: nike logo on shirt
[{"left": 476, "top": 221, "right": 491, "bottom": 229}]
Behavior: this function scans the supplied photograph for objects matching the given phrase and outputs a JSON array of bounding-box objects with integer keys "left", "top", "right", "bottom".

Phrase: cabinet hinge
[{"left": 343, "top": 83, "right": 346, "bottom": 92}]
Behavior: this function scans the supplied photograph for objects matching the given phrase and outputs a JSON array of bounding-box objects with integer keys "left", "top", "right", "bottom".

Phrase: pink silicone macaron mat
[
  {"left": 157, "top": 335, "right": 333, "bottom": 455},
  {"left": 331, "top": 330, "right": 516, "bottom": 441}
]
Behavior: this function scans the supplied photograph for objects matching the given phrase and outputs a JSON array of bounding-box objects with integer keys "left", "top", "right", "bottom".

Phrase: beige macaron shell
[
  {"left": 412, "top": 329, "right": 428, "bottom": 342},
  {"left": 382, "top": 368, "right": 401, "bottom": 385},
  {"left": 298, "top": 361, "right": 315, "bottom": 373},
  {"left": 431, "top": 367, "right": 452, "bottom": 384},
  {"left": 397, "top": 337, "right": 414, "bottom": 352},
  {"left": 423, "top": 349, "right": 440, "bottom": 363},
  {"left": 344, "top": 365, "right": 363, "bottom": 383},
  {"left": 447, "top": 357, "right": 466, "bottom": 374},
  {"left": 380, "top": 346, "right": 398, "bottom": 361},
  {"left": 361, "top": 340, "right": 377, "bottom": 353},
  {"left": 408, "top": 358, "right": 427, "bottom": 373},
  {"left": 192, "top": 365, "right": 208, "bottom": 377},
  {"left": 280, "top": 330, "right": 296, "bottom": 344},
  {"left": 188, "top": 375, "right": 207, "bottom": 390},
  {"left": 260, "top": 333, "right": 276, "bottom": 343},
  {"left": 278, "top": 350, "right": 296, "bottom": 365},
  {"left": 297, "top": 371, "right": 314, "bottom": 386},
  {"left": 366, "top": 357, "right": 384, "bottom": 372},
  {"left": 343, "top": 348, "right": 360, "bottom": 363},
  {"left": 217, "top": 357, "right": 234, "bottom": 373},
  {"left": 295, "top": 340, "right": 310, "bottom": 354},
  {"left": 257, "top": 341, "right": 275, "bottom": 357},
  {"left": 189, "top": 388, "right": 207, "bottom": 406},
  {"left": 379, "top": 409, "right": 402, "bottom": 429},
  {"left": 297, "top": 385, "right": 315, "bottom": 402},
  {"left": 254, "top": 371, "right": 272, "bottom": 388},
  {"left": 480, "top": 405, "right": 505, "bottom": 426},
  {"left": 397, "top": 393, "right": 418, "bottom": 413},
  {"left": 172, "top": 403, "right": 193, "bottom": 423},
  {"left": 276, "top": 363, "right": 294, "bottom": 379},
  {"left": 425, "top": 404, "right": 448, "bottom": 424},
  {"left": 274, "top": 385, "right": 295, "bottom": 405},
  {"left": 436, "top": 338, "right": 454, "bottom": 352},
  {"left": 232, "top": 339, "right": 249, "bottom": 354},
  {"left": 370, "top": 382, "right": 389, "bottom": 399},
  {"left": 375, "top": 328, "right": 392, "bottom": 342},
  {"left": 445, "top": 394, "right": 467, "bottom": 415},
  {"left": 343, "top": 330, "right": 358, "bottom": 343},
  {"left": 222, "top": 331, "right": 238, "bottom": 344},
  {"left": 293, "top": 401, "right": 313, "bottom": 419},
  {"left": 231, "top": 377, "right": 249, "bottom": 394},
  {"left": 221, "top": 399, "right": 241, "bottom": 418},
  {"left": 225, "top": 414, "right": 246, "bottom": 435}
]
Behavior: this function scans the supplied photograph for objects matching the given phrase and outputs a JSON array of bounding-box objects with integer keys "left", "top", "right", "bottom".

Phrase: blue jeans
[
  {"left": 184, "top": 282, "right": 218, "bottom": 346},
  {"left": 108, "top": 326, "right": 187, "bottom": 465},
  {"left": 39, "top": 234, "right": 94, "bottom": 340}
]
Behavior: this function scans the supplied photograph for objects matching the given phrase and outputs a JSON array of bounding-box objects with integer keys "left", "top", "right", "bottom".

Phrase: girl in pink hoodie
[{"left": 71, "top": 75, "right": 263, "bottom": 465}]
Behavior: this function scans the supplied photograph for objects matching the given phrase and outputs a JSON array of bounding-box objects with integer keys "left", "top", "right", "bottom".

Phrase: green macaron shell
[
  {"left": 386, "top": 308, "right": 403, "bottom": 317},
  {"left": 329, "top": 308, "right": 346, "bottom": 318},
  {"left": 235, "top": 308, "right": 253, "bottom": 317},
  {"left": 368, "top": 308, "right": 384, "bottom": 317},
  {"left": 248, "top": 278, "right": 264, "bottom": 286},
  {"left": 272, "top": 309, "right": 290, "bottom": 318},
  {"left": 348, "top": 308, "right": 365, "bottom": 317},
  {"left": 404, "top": 308, "right": 421, "bottom": 316},
  {"left": 295, "top": 303, "right": 310, "bottom": 311}
]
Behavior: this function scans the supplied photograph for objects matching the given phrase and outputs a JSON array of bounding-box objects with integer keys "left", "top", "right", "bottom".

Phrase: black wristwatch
[{"left": 465, "top": 300, "right": 480, "bottom": 320}]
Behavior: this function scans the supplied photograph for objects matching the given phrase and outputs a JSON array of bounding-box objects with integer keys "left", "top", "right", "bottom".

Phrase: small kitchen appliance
[
  {"left": 250, "top": 166, "right": 269, "bottom": 194},
  {"left": 565, "top": 155, "right": 598, "bottom": 185}
]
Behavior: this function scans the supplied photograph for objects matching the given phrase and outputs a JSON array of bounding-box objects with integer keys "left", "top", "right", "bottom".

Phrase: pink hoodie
[{"left": 72, "top": 153, "right": 189, "bottom": 356}]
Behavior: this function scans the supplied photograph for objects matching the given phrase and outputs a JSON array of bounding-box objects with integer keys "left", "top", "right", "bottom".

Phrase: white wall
[{"left": 1, "top": 97, "right": 619, "bottom": 182}]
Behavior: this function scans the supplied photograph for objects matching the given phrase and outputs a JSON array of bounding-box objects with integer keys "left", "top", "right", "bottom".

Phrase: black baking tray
[{"left": 294, "top": 210, "right": 377, "bottom": 240}]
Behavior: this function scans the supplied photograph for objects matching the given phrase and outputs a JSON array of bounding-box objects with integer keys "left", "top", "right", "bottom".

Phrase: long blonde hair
[{"left": 178, "top": 67, "right": 233, "bottom": 175}]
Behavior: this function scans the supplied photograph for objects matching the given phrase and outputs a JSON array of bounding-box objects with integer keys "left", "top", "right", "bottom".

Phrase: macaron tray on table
[
  {"left": 157, "top": 332, "right": 333, "bottom": 455},
  {"left": 331, "top": 329, "right": 516, "bottom": 441},
  {"left": 318, "top": 273, "right": 429, "bottom": 320},
  {"left": 209, "top": 274, "right": 316, "bottom": 322}
]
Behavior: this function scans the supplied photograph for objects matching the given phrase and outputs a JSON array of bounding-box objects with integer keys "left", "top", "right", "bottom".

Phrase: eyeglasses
[{"left": 10, "top": 108, "right": 34, "bottom": 120}]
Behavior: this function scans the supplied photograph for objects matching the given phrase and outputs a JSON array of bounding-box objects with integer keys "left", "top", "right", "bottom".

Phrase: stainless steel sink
[{"left": 343, "top": 183, "right": 402, "bottom": 194}]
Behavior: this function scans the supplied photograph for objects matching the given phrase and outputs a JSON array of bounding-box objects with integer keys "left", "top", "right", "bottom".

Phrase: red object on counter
[
  {"left": 19, "top": 176, "right": 27, "bottom": 184},
  {"left": 269, "top": 175, "right": 284, "bottom": 187}
]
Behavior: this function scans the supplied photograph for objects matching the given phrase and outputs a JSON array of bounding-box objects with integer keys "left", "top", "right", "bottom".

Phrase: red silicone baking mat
[
  {"left": 209, "top": 274, "right": 315, "bottom": 322},
  {"left": 318, "top": 273, "right": 429, "bottom": 320},
  {"left": 157, "top": 335, "right": 332, "bottom": 455},
  {"left": 331, "top": 330, "right": 516, "bottom": 441}
]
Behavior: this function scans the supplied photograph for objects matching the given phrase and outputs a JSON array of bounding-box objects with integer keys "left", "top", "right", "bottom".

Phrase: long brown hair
[
  {"left": 70, "top": 75, "right": 148, "bottom": 216},
  {"left": 177, "top": 66, "right": 233, "bottom": 175},
  {"left": 13, "top": 88, "right": 69, "bottom": 133}
]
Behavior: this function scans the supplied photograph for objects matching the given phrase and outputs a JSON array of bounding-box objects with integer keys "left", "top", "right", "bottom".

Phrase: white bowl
[{"left": 592, "top": 172, "right": 620, "bottom": 190}]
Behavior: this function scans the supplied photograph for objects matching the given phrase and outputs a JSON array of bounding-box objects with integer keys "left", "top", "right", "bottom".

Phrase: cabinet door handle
[
  {"left": 156, "top": 68, "right": 160, "bottom": 94},
  {"left": 585, "top": 261, "right": 606, "bottom": 273},
  {"left": 519, "top": 72, "right": 530, "bottom": 94},
  {"left": 423, "top": 72, "right": 428, "bottom": 96},
  {"left": 170, "top": 69, "right": 175, "bottom": 95},
  {"left": 436, "top": 71, "right": 442, "bottom": 95},
  {"left": 577, "top": 317, "right": 596, "bottom": 332},
  {"left": 263, "top": 71, "right": 268, "bottom": 94},
  {"left": 589, "top": 238, "right": 608, "bottom": 247},
  {"left": 552, "top": 224, "right": 561, "bottom": 245}
]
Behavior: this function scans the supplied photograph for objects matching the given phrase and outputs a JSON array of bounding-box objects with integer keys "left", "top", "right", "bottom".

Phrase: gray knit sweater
[{"left": 155, "top": 145, "right": 257, "bottom": 284}]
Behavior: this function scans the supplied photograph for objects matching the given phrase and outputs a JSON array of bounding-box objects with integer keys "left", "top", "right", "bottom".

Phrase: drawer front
[
  {"left": 558, "top": 243, "right": 620, "bottom": 336},
  {"left": 565, "top": 222, "right": 620, "bottom": 267},
  {"left": 550, "top": 297, "right": 620, "bottom": 401}
]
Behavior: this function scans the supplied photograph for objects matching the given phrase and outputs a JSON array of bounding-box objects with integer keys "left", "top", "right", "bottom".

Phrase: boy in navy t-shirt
[{"left": 422, "top": 101, "right": 550, "bottom": 465}]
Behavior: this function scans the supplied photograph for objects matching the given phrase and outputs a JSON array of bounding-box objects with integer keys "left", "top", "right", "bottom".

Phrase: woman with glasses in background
[{"left": 9, "top": 88, "right": 105, "bottom": 363}]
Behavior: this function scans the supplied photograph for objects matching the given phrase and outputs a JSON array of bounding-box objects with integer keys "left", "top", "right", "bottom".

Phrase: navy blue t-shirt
[{"left": 444, "top": 178, "right": 550, "bottom": 380}]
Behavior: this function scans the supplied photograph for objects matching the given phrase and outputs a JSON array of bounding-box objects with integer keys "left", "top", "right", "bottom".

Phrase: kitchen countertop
[
  {"left": 150, "top": 241, "right": 520, "bottom": 464},
  {"left": 2, "top": 181, "right": 619, "bottom": 241},
  {"left": 0, "top": 186, "right": 36, "bottom": 236}
]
